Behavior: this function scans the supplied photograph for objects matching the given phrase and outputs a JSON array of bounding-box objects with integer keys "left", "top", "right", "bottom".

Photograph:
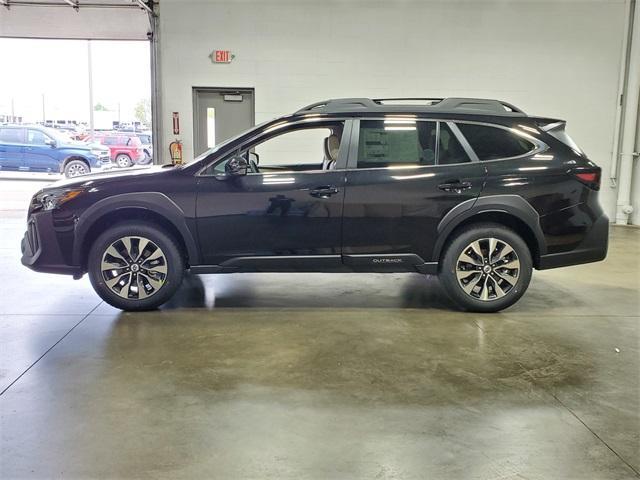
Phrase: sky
[{"left": 0, "top": 38, "right": 150, "bottom": 123}]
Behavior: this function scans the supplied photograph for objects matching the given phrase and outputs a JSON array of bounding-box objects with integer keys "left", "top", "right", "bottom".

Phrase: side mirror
[
  {"left": 225, "top": 155, "right": 248, "bottom": 176},
  {"left": 44, "top": 138, "right": 56, "bottom": 148}
]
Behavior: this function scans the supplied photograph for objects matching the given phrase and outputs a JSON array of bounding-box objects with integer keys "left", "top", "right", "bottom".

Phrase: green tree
[
  {"left": 94, "top": 102, "right": 108, "bottom": 111},
  {"left": 134, "top": 98, "right": 151, "bottom": 125}
]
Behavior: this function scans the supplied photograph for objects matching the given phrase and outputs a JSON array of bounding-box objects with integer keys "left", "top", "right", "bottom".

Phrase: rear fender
[{"left": 432, "top": 194, "right": 546, "bottom": 260}]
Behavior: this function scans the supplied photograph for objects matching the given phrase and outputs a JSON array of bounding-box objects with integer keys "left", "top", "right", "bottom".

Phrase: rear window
[
  {"left": 128, "top": 137, "right": 142, "bottom": 146},
  {"left": 457, "top": 123, "right": 535, "bottom": 160}
]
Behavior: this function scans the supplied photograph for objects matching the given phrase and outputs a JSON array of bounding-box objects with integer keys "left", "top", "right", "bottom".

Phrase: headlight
[
  {"left": 91, "top": 148, "right": 107, "bottom": 155},
  {"left": 34, "top": 188, "right": 86, "bottom": 211}
]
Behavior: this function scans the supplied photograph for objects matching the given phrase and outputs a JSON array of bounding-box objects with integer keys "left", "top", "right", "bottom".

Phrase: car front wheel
[
  {"left": 64, "top": 159, "right": 89, "bottom": 178},
  {"left": 88, "top": 222, "right": 185, "bottom": 311},
  {"left": 439, "top": 223, "right": 532, "bottom": 312}
]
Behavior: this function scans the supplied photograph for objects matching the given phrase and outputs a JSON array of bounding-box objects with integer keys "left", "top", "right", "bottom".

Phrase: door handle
[
  {"left": 438, "top": 180, "right": 472, "bottom": 193},
  {"left": 309, "top": 185, "right": 339, "bottom": 198}
]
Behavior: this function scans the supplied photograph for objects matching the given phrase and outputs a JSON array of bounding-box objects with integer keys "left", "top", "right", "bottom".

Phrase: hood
[
  {"left": 45, "top": 165, "right": 177, "bottom": 190},
  {"left": 58, "top": 139, "right": 91, "bottom": 150}
]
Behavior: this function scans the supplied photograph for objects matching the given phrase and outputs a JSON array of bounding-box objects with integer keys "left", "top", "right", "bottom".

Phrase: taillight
[{"left": 570, "top": 167, "right": 601, "bottom": 190}]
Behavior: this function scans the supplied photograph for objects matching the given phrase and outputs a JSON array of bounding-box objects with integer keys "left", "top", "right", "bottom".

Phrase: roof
[{"left": 294, "top": 97, "right": 527, "bottom": 117}]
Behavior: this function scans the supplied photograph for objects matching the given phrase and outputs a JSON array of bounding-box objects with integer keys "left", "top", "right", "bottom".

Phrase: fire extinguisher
[{"left": 169, "top": 139, "right": 183, "bottom": 165}]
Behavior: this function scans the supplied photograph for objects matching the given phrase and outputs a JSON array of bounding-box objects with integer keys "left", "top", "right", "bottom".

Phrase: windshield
[{"left": 184, "top": 117, "right": 277, "bottom": 166}]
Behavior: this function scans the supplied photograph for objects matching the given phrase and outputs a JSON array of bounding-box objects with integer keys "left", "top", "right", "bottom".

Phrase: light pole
[{"left": 87, "top": 40, "right": 95, "bottom": 138}]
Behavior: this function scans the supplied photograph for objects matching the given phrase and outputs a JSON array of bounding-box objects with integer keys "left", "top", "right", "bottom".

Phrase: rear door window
[
  {"left": 357, "top": 120, "right": 437, "bottom": 168},
  {"left": 438, "top": 123, "right": 471, "bottom": 164},
  {"left": 0, "top": 128, "right": 25, "bottom": 144},
  {"left": 457, "top": 123, "right": 535, "bottom": 160}
]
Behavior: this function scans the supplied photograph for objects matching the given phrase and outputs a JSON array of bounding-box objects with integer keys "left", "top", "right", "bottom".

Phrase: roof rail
[
  {"left": 294, "top": 97, "right": 526, "bottom": 116},
  {"left": 435, "top": 98, "right": 525, "bottom": 114}
]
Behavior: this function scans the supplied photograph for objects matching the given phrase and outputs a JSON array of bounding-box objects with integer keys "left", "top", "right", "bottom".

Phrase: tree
[
  {"left": 94, "top": 103, "right": 108, "bottom": 111},
  {"left": 134, "top": 98, "right": 151, "bottom": 125}
]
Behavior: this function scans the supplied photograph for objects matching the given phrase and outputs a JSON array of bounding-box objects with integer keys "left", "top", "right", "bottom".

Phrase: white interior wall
[{"left": 158, "top": 0, "right": 628, "bottom": 220}]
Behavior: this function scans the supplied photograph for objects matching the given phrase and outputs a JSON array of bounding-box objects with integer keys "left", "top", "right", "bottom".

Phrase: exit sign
[{"left": 210, "top": 50, "right": 234, "bottom": 63}]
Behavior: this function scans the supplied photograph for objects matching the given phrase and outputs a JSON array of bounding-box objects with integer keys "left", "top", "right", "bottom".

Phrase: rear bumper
[
  {"left": 21, "top": 213, "right": 83, "bottom": 276},
  {"left": 538, "top": 212, "right": 609, "bottom": 269}
]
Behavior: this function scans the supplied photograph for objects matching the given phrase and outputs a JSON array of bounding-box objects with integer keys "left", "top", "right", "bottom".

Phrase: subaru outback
[{"left": 21, "top": 98, "right": 608, "bottom": 312}]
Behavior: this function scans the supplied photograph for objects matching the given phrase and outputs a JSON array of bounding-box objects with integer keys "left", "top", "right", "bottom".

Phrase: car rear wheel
[
  {"left": 439, "top": 223, "right": 532, "bottom": 312},
  {"left": 115, "top": 154, "right": 132, "bottom": 168},
  {"left": 88, "top": 221, "right": 185, "bottom": 311},
  {"left": 64, "top": 159, "right": 89, "bottom": 178}
]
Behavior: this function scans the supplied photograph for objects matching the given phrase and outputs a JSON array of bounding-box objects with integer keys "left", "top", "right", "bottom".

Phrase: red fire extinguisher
[{"left": 169, "top": 139, "right": 183, "bottom": 165}]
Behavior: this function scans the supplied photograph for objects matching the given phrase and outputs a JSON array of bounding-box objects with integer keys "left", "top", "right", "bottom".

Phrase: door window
[
  {"left": 27, "top": 130, "right": 49, "bottom": 145},
  {"left": 438, "top": 123, "right": 471, "bottom": 164},
  {"left": 457, "top": 123, "right": 535, "bottom": 160},
  {"left": 205, "top": 121, "right": 345, "bottom": 175},
  {"left": 0, "top": 128, "right": 24, "bottom": 144},
  {"left": 357, "top": 120, "right": 437, "bottom": 168}
]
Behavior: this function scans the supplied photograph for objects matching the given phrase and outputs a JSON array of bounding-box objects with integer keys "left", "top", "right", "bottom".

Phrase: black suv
[{"left": 21, "top": 98, "right": 608, "bottom": 312}]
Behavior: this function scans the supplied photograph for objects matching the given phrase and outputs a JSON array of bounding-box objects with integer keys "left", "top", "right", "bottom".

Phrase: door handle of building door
[
  {"left": 309, "top": 186, "right": 339, "bottom": 198},
  {"left": 438, "top": 181, "right": 472, "bottom": 193}
]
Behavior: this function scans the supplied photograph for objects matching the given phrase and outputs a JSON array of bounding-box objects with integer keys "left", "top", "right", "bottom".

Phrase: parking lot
[{"left": 1, "top": 176, "right": 638, "bottom": 478}]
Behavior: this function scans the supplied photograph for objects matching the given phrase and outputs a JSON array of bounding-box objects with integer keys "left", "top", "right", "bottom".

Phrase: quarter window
[{"left": 457, "top": 123, "right": 535, "bottom": 160}]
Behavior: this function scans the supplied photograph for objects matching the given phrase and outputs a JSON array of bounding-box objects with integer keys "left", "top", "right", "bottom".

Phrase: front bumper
[
  {"left": 21, "top": 212, "right": 83, "bottom": 276},
  {"left": 94, "top": 153, "right": 112, "bottom": 168}
]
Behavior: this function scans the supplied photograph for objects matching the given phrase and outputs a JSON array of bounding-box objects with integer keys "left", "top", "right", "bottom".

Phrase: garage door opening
[{"left": 0, "top": 38, "right": 153, "bottom": 177}]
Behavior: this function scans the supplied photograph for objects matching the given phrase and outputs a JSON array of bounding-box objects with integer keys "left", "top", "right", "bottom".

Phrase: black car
[{"left": 21, "top": 98, "right": 608, "bottom": 312}]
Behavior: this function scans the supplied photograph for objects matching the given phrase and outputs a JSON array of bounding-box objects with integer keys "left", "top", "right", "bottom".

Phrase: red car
[{"left": 94, "top": 134, "right": 145, "bottom": 168}]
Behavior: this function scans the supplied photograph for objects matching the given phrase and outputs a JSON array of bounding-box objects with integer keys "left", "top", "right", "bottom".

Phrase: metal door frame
[{"left": 192, "top": 87, "right": 255, "bottom": 156}]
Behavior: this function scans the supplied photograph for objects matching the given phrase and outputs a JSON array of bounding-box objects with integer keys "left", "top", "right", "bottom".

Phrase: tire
[
  {"left": 64, "top": 159, "right": 90, "bottom": 178},
  {"left": 115, "top": 154, "right": 132, "bottom": 168},
  {"left": 88, "top": 221, "right": 185, "bottom": 311},
  {"left": 140, "top": 150, "right": 152, "bottom": 165},
  {"left": 439, "top": 223, "right": 532, "bottom": 313}
]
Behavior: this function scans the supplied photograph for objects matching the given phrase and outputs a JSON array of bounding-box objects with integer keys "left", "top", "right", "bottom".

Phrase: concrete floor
[{"left": 1, "top": 177, "right": 639, "bottom": 480}]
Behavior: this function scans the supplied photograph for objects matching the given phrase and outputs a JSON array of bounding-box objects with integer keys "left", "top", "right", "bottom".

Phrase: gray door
[{"left": 193, "top": 88, "right": 254, "bottom": 156}]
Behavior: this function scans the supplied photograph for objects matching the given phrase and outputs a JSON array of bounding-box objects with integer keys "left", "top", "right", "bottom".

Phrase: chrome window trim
[
  {"left": 451, "top": 119, "right": 549, "bottom": 162},
  {"left": 196, "top": 116, "right": 352, "bottom": 177}
]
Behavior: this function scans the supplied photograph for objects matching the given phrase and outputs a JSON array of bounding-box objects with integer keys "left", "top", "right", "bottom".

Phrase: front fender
[{"left": 72, "top": 192, "right": 199, "bottom": 265}]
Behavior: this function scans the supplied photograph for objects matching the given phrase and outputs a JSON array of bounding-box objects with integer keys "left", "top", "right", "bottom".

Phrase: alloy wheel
[
  {"left": 100, "top": 236, "right": 168, "bottom": 299},
  {"left": 67, "top": 163, "right": 88, "bottom": 177},
  {"left": 455, "top": 237, "right": 520, "bottom": 301}
]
